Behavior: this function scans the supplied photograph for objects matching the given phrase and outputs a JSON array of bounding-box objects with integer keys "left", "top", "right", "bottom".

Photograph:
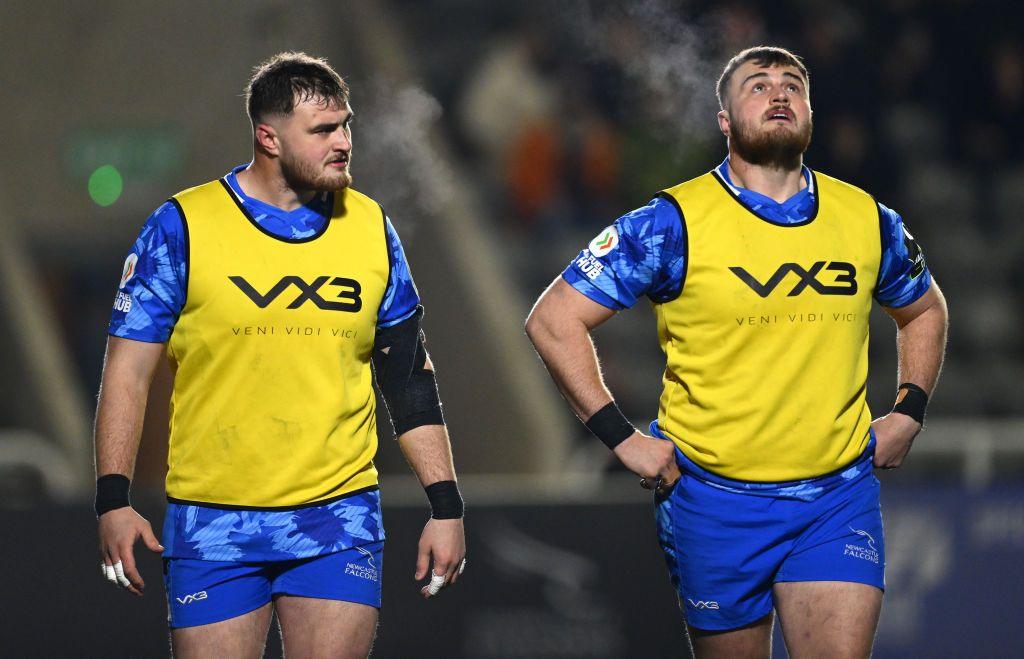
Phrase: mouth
[
  {"left": 327, "top": 155, "right": 350, "bottom": 169},
  {"left": 765, "top": 107, "right": 794, "bottom": 123}
]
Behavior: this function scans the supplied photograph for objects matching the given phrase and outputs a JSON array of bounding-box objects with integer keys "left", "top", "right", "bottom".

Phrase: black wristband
[
  {"left": 892, "top": 382, "right": 928, "bottom": 424},
  {"left": 425, "top": 480, "right": 464, "bottom": 519},
  {"left": 95, "top": 474, "right": 131, "bottom": 517},
  {"left": 584, "top": 401, "right": 636, "bottom": 450}
]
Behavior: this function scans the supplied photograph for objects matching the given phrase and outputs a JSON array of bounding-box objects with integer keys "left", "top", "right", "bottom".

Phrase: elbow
[
  {"left": 524, "top": 309, "right": 541, "bottom": 342},
  {"left": 525, "top": 305, "right": 556, "bottom": 346}
]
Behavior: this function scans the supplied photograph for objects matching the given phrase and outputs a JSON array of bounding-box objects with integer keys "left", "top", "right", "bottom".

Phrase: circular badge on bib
[
  {"left": 588, "top": 226, "right": 619, "bottom": 257},
  {"left": 119, "top": 253, "right": 138, "bottom": 290}
]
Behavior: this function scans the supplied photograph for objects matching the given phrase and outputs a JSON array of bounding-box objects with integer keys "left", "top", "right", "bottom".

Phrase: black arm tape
[
  {"left": 892, "top": 382, "right": 928, "bottom": 424},
  {"left": 584, "top": 401, "right": 636, "bottom": 450},
  {"left": 425, "top": 480, "right": 464, "bottom": 519},
  {"left": 95, "top": 474, "right": 131, "bottom": 517},
  {"left": 373, "top": 306, "right": 445, "bottom": 436}
]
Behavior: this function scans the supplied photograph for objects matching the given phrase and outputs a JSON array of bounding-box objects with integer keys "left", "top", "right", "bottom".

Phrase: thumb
[
  {"left": 415, "top": 544, "right": 431, "bottom": 581},
  {"left": 142, "top": 526, "right": 164, "bottom": 553}
]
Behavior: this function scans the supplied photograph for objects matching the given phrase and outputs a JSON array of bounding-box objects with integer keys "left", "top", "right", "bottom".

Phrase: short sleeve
[
  {"left": 561, "top": 196, "right": 686, "bottom": 310},
  {"left": 108, "top": 201, "right": 188, "bottom": 343},
  {"left": 377, "top": 216, "right": 421, "bottom": 328},
  {"left": 874, "top": 202, "right": 932, "bottom": 308}
]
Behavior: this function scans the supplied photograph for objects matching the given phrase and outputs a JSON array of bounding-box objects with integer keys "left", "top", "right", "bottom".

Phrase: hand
[
  {"left": 871, "top": 412, "right": 922, "bottom": 469},
  {"left": 415, "top": 517, "right": 466, "bottom": 599},
  {"left": 97, "top": 507, "right": 164, "bottom": 596},
  {"left": 613, "top": 431, "right": 681, "bottom": 493}
]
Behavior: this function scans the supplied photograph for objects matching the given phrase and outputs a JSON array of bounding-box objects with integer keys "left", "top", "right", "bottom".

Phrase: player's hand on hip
[
  {"left": 613, "top": 431, "right": 681, "bottom": 492},
  {"left": 415, "top": 517, "right": 466, "bottom": 599},
  {"left": 871, "top": 412, "right": 922, "bottom": 469},
  {"left": 97, "top": 507, "right": 164, "bottom": 597}
]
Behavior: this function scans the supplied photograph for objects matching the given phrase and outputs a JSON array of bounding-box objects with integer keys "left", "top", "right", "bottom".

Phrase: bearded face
[
  {"left": 719, "top": 61, "right": 813, "bottom": 171},
  {"left": 270, "top": 97, "right": 354, "bottom": 193},
  {"left": 728, "top": 109, "right": 812, "bottom": 171},
  {"left": 278, "top": 142, "right": 352, "bottom": 192}
]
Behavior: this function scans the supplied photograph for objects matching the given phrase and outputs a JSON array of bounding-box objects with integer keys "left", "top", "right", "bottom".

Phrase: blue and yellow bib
[
  {"left": 655, "top": 171, "right": 881, "bottom": 481},
  {"left": 165, "top": 180, "right": 389, "bottom": 507}
]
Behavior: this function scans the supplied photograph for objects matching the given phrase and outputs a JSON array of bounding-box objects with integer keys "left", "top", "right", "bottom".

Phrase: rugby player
[
  {"left": 94, "top": 52, "right": 466, "bottom": 657},
  {"left": 526, "top": 46, "right": 947, "bottom": 658}
]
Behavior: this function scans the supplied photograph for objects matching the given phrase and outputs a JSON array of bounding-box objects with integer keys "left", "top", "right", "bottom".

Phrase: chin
[{"left": 318, "top": 172, "right": 352, "bottom": 191}]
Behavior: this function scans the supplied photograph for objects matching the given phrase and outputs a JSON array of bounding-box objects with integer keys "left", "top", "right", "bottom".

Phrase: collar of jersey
[
  {"left": 224, "top": 164, "right": 332, "bottom": 240},
  {"left": 715, "top": 157, "right": 815, "bottom": 226}
]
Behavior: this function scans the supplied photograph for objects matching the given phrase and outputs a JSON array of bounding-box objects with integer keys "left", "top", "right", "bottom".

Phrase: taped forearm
[{"left": 373, "top": 306, "right": 445, "bottom": 435}]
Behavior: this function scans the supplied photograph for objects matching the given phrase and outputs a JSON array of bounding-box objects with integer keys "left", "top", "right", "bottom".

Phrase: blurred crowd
[{"left": 397, "top": 0, "right": 1024, "bottom": 418}]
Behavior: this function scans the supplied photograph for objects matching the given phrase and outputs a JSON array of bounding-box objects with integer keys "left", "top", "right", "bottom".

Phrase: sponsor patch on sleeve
[
  {"left": 118, "top": 252, "right": 139, "bottom": 289},
  {"left": 113, "top": 291, "right": 132, "bottom": 313},
  {"left": 901, "top": 225, "right": 926, "bottom": 279},
  {"left": 588, "top": 226, "right": 619, "bottom": 257},
  {"left": 574, "top": 250, "right": 605, "bottom": 281}
]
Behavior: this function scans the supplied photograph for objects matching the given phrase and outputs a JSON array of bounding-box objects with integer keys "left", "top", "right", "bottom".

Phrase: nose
[
  {"left": 333, "top": 130, "right": 352, "bottom": 153},
  {"left": 771, "top": 87, "right": 790, "bottom": 105}
]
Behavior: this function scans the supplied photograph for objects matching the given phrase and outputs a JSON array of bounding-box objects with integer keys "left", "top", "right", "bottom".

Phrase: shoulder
[
  {"left": 811, "top": 170, "right": 882, "bottom": 225},
  {"left": 171, "top": 178, "right": 228, "bottom": 205},
  {"left": 875, "top": 201, "right": 916, "bottom": 255},
  {"left": 810, "top": 170, "right": 875, "bottom": 201},
  {"left": 661, "top": 171, "right": 720, "bottom": 202},
  {"left": 588, "top": 197, "right": 686, "bottom": 273},
  {"left": 615, "top": 196, "right": 683, "bottom": 239},
  {"left": 134, "top": 201, "right": 186, "bottom": 251},
  {"left": 341, "top": 186, "right": 385, "bottom": 216},
  {"left": 875, "top": 201, "right": 903, "bottom": 227}
]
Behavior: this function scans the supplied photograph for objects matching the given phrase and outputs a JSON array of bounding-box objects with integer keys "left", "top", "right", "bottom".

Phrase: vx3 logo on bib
[
  {"left": 730, "top": 261, "right": 857, "bottom": 297},
  {"left": 230, "top": 275, "right": 362, "bottom": 312}
]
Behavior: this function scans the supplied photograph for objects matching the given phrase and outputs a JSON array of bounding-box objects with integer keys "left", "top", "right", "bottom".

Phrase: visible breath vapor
[
  {"left": 562, "top": 0, "right": 723, "bottom": 146},
  {"left": 354, "top": 78, "right": 455, "bottom": 235}
]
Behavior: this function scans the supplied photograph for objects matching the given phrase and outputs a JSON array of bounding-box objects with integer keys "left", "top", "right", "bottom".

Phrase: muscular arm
[
  {"left": 375, "top": 326, "right": 465, "bottom": 597},
  {"left": 524, "top": 278, "right": 618, "bottom": 419},
  {"left": 526, "top": 278, "right": 679, "bottom": 486},
  {"left": 884, "top": 280, "right": 948, "bottom": 394},
  {"left": 396, "top": 404, "right": 455, "bottom": 487},
  {"left": 872, "top": 280, "right": 948, "bottom": 468},
  {"left": 94, "top": 336, "right": 166, "bottom": 595},
  {"left": 94, "top": 336, "right": 165, "bottom": 477}
]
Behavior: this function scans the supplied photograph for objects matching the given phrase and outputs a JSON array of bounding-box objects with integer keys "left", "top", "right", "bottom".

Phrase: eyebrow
[
  {"left": 741, "top": 71, "right": 805, "bottom": 87},
  {"left": 311, "top": 112, "right": 354, "bottom": 132}
]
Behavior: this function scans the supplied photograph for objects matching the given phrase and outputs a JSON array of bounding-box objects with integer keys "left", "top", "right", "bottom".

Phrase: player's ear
[
  {"left": 253, "top": 122, "right": 280, "bottom": 156},
  {"left": 717, "top": 109, "right": 731, "bottom": 138}
]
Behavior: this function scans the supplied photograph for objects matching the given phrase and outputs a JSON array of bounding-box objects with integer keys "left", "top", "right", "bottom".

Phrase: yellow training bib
[
  {"left": 655, "top": 170, "right": 881, "bottom": 481},
  {"left": 165, "top": 179, "right": 389, "bottom": 507}
]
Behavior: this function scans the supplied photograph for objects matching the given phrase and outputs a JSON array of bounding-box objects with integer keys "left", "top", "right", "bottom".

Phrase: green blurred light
[{"left": 88, "top": 165, "right": 123, "bottom": 206}]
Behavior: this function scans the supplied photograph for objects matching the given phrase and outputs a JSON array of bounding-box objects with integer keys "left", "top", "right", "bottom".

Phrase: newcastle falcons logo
[{"left": 230, "top": 275, "right": 362, "bottom": 312}]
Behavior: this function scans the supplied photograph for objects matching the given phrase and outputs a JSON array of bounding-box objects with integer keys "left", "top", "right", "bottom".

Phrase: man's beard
[
  {"left": 730, "top": 115, "right": 812, "bottom": 170},
  {"left": 279, "top": 151, "right": 352, "bottom": 192}
]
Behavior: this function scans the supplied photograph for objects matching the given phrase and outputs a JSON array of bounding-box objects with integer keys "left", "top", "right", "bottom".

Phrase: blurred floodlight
[{"left": 88, "top": 165, "right": 123, "bottom": 206}]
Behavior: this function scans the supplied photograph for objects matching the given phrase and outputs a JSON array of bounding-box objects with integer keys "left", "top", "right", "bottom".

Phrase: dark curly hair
[{"left": 245, "top": 51, "right": 349, "bottom": 124}]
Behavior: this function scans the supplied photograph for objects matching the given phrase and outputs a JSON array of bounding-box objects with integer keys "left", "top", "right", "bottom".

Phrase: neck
[
  {"left": 726, "top": 150, "right": 806, "bottom": 203},
  {"left": 234, "top": 156, "right": 316, "bottom": 211}
]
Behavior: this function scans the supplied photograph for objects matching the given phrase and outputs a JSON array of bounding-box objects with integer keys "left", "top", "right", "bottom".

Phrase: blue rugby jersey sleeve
[
  {"left": 377, "top": 216, "right": 421, "bottom": 328},
  {"left": 874, "top": 203, "right": 932, "bottom": 308},
  {"left": 108, "top": 202, "right": 188, "bottom": 343},
  {"left": 561, "top": 197, "right": 686, "bottom": 310}
]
